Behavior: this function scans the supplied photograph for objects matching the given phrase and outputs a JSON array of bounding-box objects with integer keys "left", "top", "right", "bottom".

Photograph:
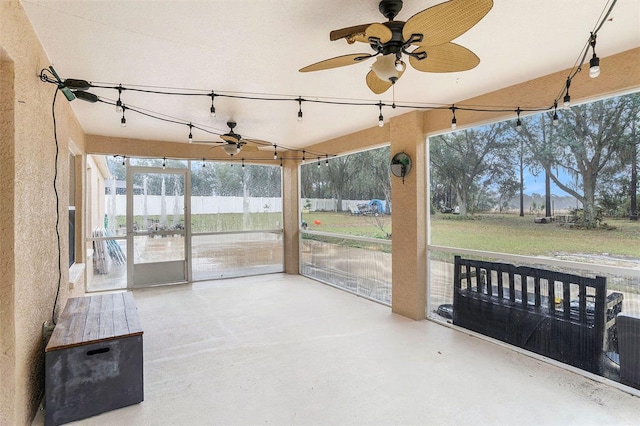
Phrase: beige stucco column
[
  {"left": 390, "top": 111, "right": 427, "bottom": 320},
  {"left": 282, "top": 161, "right": 300, "bottom": 274}
]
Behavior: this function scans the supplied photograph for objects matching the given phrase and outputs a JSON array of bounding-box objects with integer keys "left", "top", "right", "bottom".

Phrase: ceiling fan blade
[
  {"left": 365, "top": 23, "right": 393, "bottom": 44},
  {"left": 243, "top": 138, "right": 273, "bottom": 147},
  {"left": 300, "top": 53, "right": 373, "bottom": 72},
  {"left": 403, "top": 0, "right": 493, "bottom": 47},
  {"left": 330, "top": 24, "right": 374, "bottom": 42},
  {"left": 366, "top": 71, "right": 392, "bottom": 94},
  {"left": 221, "top": 134, "right": 240, "bottom": 143},
  {"left": 240, "top": 145, "right": 259, "bottom": 152},
  {"left": 409, "top": 42, "right": 480, "bottom": 72},
  {"left": 365, "top": 67, "right": 405, "bottom": 94}
]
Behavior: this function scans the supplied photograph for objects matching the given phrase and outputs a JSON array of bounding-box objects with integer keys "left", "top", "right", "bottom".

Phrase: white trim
[{"left": 302, "top": 229, "right": 392, "bottom": 246}]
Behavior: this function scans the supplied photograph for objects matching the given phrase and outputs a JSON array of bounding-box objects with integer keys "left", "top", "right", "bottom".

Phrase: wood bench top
[{"left": 46, "top": 292, "right": 143, "bottom": 352}]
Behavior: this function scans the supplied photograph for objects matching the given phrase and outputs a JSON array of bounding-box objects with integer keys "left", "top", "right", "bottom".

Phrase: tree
[
  {"left": 518, "top": 94, "right": 637, "bottom": 227},
  {"left": 430, "top": 123, "right": 511, "bottom": 215}
]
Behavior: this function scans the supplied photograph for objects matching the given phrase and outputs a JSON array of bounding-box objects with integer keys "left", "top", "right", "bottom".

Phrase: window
[{"left": 300, "top": 146, "right": 392, "bottom": 304}]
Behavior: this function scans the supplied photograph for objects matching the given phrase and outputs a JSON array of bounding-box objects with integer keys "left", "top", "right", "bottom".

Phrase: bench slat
[{"left": 46, "top": 292, "right": 143, "bottom": 352}]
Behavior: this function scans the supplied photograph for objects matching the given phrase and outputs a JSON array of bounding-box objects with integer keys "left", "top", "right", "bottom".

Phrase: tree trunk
[
  {"left": 519, "top": 154, "right": 524, "bottom": 217},
  {"left": 456, "top": 187, "right": 467, "bottom": 215},
  {"left": 545, "top": 170, "right": 551, "bottom": 217},
  {"left": 631, "top": 142, "right": 638, "bottom": 221},
  {"left": 583, "top": 177, "right": 597, "bottom": 227}
]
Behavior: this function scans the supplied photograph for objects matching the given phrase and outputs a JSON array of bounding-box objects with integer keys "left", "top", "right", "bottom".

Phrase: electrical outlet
[{"left": 42, "top": 321, "right": 55, "bottom": 344}]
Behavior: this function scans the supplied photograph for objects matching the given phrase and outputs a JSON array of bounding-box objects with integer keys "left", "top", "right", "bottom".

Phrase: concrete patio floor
[{"left": 36, "top": 273, "right": 640, "bottom": 425}]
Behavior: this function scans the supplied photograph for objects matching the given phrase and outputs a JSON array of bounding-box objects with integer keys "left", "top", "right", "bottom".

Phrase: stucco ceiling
[{"left": 21, "top": 0, "right": 640, "bottom": 152}]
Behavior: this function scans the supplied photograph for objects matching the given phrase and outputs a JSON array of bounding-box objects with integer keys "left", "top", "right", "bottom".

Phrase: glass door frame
[{"left": 126, "top": 164, "right": 192, "bottom": 287}]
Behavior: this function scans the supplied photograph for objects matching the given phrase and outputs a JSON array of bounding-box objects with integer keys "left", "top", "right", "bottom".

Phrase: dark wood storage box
[{"left": 45, "top": 292, "right": 144, "bottom": 426}]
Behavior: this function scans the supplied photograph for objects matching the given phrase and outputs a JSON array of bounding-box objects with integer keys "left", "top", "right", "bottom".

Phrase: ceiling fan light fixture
[
  {"left": 222, "top": 143, "right": 239, "bottom": 156},
  {"left": 395, "top": 59, "right": 405, "bottom": 72},
  {"left": 371, "top": 54, "right": 400, "bottom": 82}
]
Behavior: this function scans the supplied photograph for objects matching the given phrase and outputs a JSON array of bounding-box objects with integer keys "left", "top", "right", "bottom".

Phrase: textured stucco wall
[
  {"left": 0, "top": 48, "right": 17, "bottom": 426},
  {"left": 390, "top": 111, "right": 427, "bottom": 320},
  {"left": 0, "top": 1, "right": 86, "bottom": 424}
]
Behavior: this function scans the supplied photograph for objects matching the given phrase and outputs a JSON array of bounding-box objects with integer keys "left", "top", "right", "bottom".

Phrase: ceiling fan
[
  {"left": 208, "top": 121, "right": 265, "bottom": 156},
  {"left": 299, "top": 0, "right": 493, "bottom": 94}
]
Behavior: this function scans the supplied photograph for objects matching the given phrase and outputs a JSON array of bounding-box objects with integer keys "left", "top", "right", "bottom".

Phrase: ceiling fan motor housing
[
  {"left": 379, "top": 0, "right": 403, "bottom": 20},
  {"left": 372, "top": 21, "right": 406, "bottom": 55}
]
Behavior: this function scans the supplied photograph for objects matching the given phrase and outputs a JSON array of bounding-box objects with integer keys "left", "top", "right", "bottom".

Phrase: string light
[
  {"left": 317, "top": 156, "right": 321, "bottom": 168},
  {"left": 202, "top": 157, "right": 206, "bottom": 168},
  {"left": 210, "top": 91, "right": 216, "bottom": 117},
  {"left": 188, "top": 123, "right": 193, "bottom": 143},
  {"left": 121, "top": 155, "right": 126, "bottom": 166},
  {"left": 325, "top": 154, "right": 329, "bottom": 166},
  {"left": 42, "top": 2, "right": 615, "bottom": 156},
  {"left": 242, "top": 158, "right": 245, "bottom": 168},
  {"left": 280, "top": 158, "right": 283, "bottom": 168},
  {"left": 515, "top": 107, "right": 522, "bottom": 132},
  {"left": 302, "top": 150, "right": 306, "bottom": 163},
  {"left": 273, "top": 144, "right": 278, "bottom": 160},
  {"left": 162, "top": 157, "right": 166, "bottom": 169},
  {"left": 115, "top": 84, "right": 123, "bottom": 113},
  {"left": 451, "top": 105, "right": 457, "bottom": 129},
  {"left": 563, "top": 78, "right": 572, "bottom": 108},
  {"left": 552, "top": 101, "right": 559, "bottom": 125},
  {"left": 589, "top": 33, "right": 600, "bottom": 78}
]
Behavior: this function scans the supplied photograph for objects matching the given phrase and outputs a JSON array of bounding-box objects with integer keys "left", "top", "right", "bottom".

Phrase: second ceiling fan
[{"left": 299, "top": 0, "right": 493, "bottom": 94}]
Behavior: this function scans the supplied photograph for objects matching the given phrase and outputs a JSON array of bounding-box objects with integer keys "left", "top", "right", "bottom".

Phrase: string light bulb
[
  {"left": 115, "top": 84, "right": 123, "bottom": 113},
  {"left": 242, "top": 158, "right": 245, "bottom": 168},
  {"left": 515, "top": 107, "right": 522, "bottom": 132},
  {"left": 302, "top": 150, "right": 306, "bottom": 163},
  {"left": 451, "top": 105, "right": 457, "bottom": 129},
  {"left": 378, "top": 102, "right": 384, "bottom": 127},
  {"left": 162, "top": 157, "right": 166, "bottom": 169},
  {"left": 121, "top": 155, "right": 126, "bottom": 166},
  {"left": 120, "top": 106, "right": 126, "bottom": 128},
  {"left": 563, "top": 78, "right": 571, "bottom": 108},
  {"left": 317, "top": 157, "right": 321, "bottom": 168},
  {"left": 589, "top": 33, "right": 600, "bottom": 78},
  {"left": 188, "top": 123, "right": 193, "bottom": 143},
  {"left": 210, "top": 91, "right": 216, "bottom": 117},
  {"left": 552, "top": 101, "right": 559, "bottom": 125},
  {"left": 202, "top": 157, "right": 206, "bottom": 168},
  {"left": 280, "top": 158, "right": 283, "bottom": 168},
  {"left": 325, "top": 154, "right": 329, "bottom": 167},
  {"left": 297, "top": 97, "right": 303, "bottom": 123},
  {"left": 273, "top": 144, "right": 278, "bottom": 160}
]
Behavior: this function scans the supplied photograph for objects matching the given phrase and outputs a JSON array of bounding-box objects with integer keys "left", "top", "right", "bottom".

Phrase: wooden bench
[
  {"left": 452, "top": 256, "right": 623, "bottom": 374},
  {"left": 45, "top": 292, "right": 144, "bottom": 426}
]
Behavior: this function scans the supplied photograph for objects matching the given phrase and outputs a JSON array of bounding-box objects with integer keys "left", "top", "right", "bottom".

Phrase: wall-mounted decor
[{"left": 391, "top": 152, "right": 411, "bottom": 184}]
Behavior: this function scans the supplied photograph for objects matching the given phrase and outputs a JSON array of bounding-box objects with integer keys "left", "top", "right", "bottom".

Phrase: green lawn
[
  {"left": 303, "top": 211, "right": 640, "bottom": 259},
  {"left": 430, "top": 213, "right": 640, "bottom": 258},
  {"left": 114, "top": 210, "right": 639, "bottom": 259}
]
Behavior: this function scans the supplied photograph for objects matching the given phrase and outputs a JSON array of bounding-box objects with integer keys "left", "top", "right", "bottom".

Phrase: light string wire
[
  {"left": 40, "top": 67, "right": 63, "bottom": 325},
  {"left": 39, "top": 0, "right": 618, "bottom": 158},
  {"left": 553, "top": 0, "right": 617, "bottom": 104}
]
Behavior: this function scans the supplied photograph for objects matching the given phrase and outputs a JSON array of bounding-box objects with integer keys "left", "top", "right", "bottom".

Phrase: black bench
[{"left": 452, "top": 256, "right": 623, "bottom": 374}]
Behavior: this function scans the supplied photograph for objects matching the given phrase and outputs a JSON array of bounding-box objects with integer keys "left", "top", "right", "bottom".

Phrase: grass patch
[
  {"left": 304, "top": 211, "right": 640, "bottom": 258},
  {"left": 431, "top": 213, "right": 640, "bottom": 258}
]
